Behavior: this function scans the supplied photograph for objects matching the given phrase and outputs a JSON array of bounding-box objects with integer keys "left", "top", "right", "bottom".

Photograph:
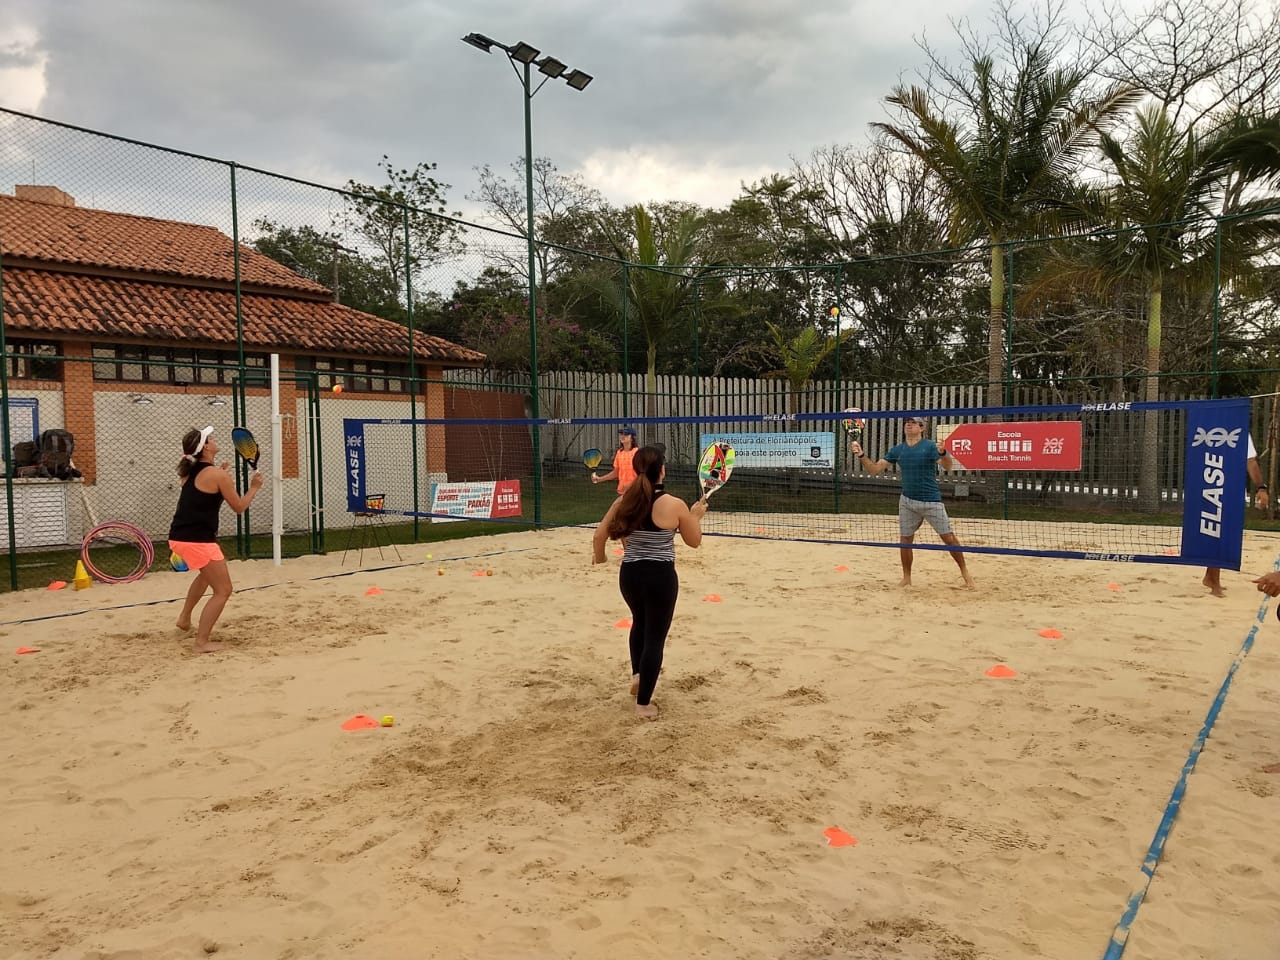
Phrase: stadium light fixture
[
  {"left": 537, "top": 57, "right": 567, "bottom": 79},
  {"left": 205, "top": 396, "right": 228, "bottom": 407},
  {"left": 461, "top": 32, "right": 497, "bottom": 53},
  {"left": 462, "top": 32, "right": 594, "bottom": 526},
  {"left": 508, "top": 41, "right": 541, "bottom": 64},
  {"left": 128, "top": 393, "right": 154, "bottom": 405}
]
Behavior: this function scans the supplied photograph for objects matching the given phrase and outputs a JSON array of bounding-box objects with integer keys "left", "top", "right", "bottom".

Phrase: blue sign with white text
[
  {"left": 1180, "top": 398, "right": 1250, "bottom": 569},
  {"left": 343, "top": 419, "right": 367, "bottom": 513}
]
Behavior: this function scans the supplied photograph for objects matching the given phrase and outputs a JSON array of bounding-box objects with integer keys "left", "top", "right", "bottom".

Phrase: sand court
[{"left": 2, "top": 525, "right": 1279, "bottom": 959}]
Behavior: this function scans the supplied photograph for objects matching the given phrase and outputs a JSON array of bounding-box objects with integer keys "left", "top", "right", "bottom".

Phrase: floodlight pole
[
  {"left": 462, "top": 33, "right": 592, "bottom": 527},
  {"left": 521, "top": 60, "right": 541, "bottom": 526}
]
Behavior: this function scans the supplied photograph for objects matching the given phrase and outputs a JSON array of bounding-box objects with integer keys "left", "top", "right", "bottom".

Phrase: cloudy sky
[{"left": 2, "top": 0, "right": 1046, "bottom": 219}]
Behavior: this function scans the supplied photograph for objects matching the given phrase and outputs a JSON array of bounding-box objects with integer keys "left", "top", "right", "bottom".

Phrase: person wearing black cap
[
  {"left": 851, "top": 415, "right": 974, "bottom": 587},
  {"left": 168, "top": 425, "right": 265, "bottom": 654},
  {"left": 591, "top": 425, "right": 640, "bottom": 495}
]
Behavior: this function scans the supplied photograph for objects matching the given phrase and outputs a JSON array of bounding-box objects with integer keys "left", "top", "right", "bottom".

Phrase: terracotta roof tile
[
  {"left": 0, "top": 192, "right": 330, "bottom": 295},
  {"left": 3, "top": 268, "right": 485, "bottom": 364}
]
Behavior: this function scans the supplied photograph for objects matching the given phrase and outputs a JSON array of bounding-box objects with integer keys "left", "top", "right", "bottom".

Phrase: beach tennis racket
[
  {"left": 583, "top": 447, "right": 604, "bottom": 482},
  {"left": 841, "top": 407, "right": 866, "bottom": 447},
  {"left": 231, "top": 427, "right": 260, "bottom": 470},
  {"left": 697, "top": 441, "right": 735, "bottom": 500}
]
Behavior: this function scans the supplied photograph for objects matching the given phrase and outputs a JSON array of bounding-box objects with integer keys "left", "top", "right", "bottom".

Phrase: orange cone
[
  {"left": 985, "top": 664, "right": 1017, "bottom": 678},
  {"left": 364, "top": 586, "right": 383, "bottom": 596},
  {"left": 47, "top": 580, "right": 67, "bottom": 591},
  {"left": 835, "top": 565, "right": 850, "bottom": 572},
  {"left": 614, "top": 618, "right": 632, "bottom": 629},
  {"left": 702, "top": 594, "right": 723, "bottom": 603},
  {"left": 15, "top": 646, "right": 39, "bottom": 655},
  {"left": 1037, "top": 628, "right": 1063, "bottom": 639},
  {"left": 341, "top": 714, "right": 380, "bottom": 731},
  {"left": 823, "top": 826, "right": 857, "bottom": 847}
]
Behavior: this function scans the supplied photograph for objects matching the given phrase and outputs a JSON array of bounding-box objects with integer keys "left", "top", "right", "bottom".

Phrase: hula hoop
[{"left": 81, "top": 521, "right": 156, "bottom": 584}]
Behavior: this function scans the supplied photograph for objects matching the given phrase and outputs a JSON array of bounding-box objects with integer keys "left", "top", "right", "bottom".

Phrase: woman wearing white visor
[{"left": 168, "top": 426, "right": 265, "bottom": 653}]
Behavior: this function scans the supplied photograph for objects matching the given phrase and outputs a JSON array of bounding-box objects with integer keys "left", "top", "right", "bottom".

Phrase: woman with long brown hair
[{"left": 592, "top": 445, "right": 707, "bottom": 719}]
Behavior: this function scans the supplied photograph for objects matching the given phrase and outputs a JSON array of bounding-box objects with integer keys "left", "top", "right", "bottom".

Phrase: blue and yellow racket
[
  {"left": 231, "top": 427, "right": 260, "bottom": 470},
  {"left": 697, "top": 441, "right": 735, "bottom": 500},
  {"left": 583, "top": 447, "right": 603, "bottom": 481}
]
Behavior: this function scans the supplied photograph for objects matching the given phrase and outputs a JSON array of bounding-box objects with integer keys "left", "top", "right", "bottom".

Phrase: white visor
[{"left": 193, "top": 425, "right": 215, "bottom": 456}]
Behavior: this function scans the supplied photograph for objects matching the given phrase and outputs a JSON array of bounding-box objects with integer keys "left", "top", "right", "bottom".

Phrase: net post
[{"left": 271, "top": 353, "right": 282, "bottom": 566}]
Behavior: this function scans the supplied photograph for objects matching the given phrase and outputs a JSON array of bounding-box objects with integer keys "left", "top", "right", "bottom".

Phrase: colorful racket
[
  {"left": 230, "top": 427, "right": 260, "bottom": 470},
  {"left": 697, "top": 441, "right": 735, "bottom": 500},
  {"left": 583, "top": 447, "right": 604, "bottom": 482},
  {"left": 841, "top": 407, "right": 866, "bottom": 446}
]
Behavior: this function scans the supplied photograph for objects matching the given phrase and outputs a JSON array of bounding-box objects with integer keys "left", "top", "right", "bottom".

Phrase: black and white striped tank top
[{"left": 622, "top": 492, "right": 676, "bottom": 563}]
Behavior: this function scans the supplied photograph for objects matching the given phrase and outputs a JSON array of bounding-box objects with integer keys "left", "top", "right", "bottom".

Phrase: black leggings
[{"left": 618, "top": 560, "right": 679, "bottom": 706}]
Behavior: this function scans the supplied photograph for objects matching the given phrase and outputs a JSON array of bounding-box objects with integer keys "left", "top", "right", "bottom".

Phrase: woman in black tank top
[
  {"left": 167, "top": 426, "right": 265, "bottom": 654},
  {"left": 592, "top": 446, "right": 708, "bottom": 719}
]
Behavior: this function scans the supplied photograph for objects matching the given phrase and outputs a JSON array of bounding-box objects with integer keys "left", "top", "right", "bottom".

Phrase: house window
[
  {"left": 303, "top": 356, "right": 412, "bottom": 393},
  {"left": 6, "top": 340, "right": 61, "bottom": 380},
  {"left": 92, "top": 345, "right": 270, "bottom": 383}
]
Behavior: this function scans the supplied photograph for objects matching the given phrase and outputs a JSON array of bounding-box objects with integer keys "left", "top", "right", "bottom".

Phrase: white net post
[{"left": 271, "top": 353, "right": 283, "bottom": 566}]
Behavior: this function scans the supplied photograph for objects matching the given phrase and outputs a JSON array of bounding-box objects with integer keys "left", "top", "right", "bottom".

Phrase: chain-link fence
[{"left": 4, "top": 106, "right": 1280, "bottom": 590}]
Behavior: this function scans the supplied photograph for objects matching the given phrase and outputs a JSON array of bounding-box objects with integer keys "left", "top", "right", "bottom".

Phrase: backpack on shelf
[
  {"left": 36, "top": 428, "right": 81, "bottom": 480},
  {"left": 10, "top": 440, "right": 39, "bottom": 477}
]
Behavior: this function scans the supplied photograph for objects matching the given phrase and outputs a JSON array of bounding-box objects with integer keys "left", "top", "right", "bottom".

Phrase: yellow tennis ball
[
  {"left": 332, "top": 384, "right": 344, "bottom": 394},
  {"left": 426, "top": 554, "right": 433, "bottom": 560},
  {"left": 380, "top": 715, "right": 394, "bottom": 727}
]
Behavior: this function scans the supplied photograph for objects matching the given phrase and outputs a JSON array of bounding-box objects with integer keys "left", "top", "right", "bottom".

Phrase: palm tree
[
  {"left": 874, "top": 42, "right": 1138, "bottom": 403},
  {"left": 765, "top": 321, "right": 853, "bottom": 422},
  {"left": 1027, "top": 106, "right": 1280, "bottom": 507},
  {"left": 598, "top": 204, "right": 711, "bottom": 417}
]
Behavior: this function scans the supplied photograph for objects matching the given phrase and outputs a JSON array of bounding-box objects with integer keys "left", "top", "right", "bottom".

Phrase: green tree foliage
[
  {"left": 342, "top": 155, "right": 463, "bottom": 300},
  {"left": 251, "top": 220, "right": 405, "bottom": 323},
  {"left": 874, "top": 19, "right": 1139, "bottom": 401}
]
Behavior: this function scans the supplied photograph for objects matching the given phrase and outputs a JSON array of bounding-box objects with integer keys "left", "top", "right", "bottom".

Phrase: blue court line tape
[
  {"left": 0, "top": 546, "right": 541, "bottom": 627},
  {"left": 1100, "top": 561, "right": 1276, "bottom": 959}
]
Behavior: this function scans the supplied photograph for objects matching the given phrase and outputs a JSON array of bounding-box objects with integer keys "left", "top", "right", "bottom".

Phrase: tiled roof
[
  {"left": 0, "top": 192, "right": 330, "bottom": 295},
  {"left": 2, "top": 268, "right": 485, "bottom": 364}
]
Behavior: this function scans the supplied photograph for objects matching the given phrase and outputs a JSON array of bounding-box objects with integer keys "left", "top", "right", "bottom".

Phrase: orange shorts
[{"left": 167, "top": 540, "right": 225, "bottom": 571}]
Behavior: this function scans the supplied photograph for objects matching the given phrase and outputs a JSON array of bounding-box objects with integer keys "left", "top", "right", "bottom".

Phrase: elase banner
[
  {"left": 429, "top": 480, "right": 522, "bottom": 523},
  {"left": 344, "top": 429, "right": 366, "bottom": 512},
  {"left": 1180, "top": 397, "right": 1250, "bottom": 569},
  {"left": 698, "top": 432, "right": 836, "bottom": 469}
]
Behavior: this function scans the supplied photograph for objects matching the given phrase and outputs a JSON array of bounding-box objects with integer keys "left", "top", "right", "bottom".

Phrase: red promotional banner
[
  {"left": 492, "top": 479, "right": 522, "bottom": 518},
  {"left": 943, "top": 421, "right": 1082, "bottom": 471}
]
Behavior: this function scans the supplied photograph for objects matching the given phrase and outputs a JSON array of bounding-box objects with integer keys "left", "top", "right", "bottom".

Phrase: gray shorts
[{"left": 899, "top": 495, "right": 953, "bottom": 537}]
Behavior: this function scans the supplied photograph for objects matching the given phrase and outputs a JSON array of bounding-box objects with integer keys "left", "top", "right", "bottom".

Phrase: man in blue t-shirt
[{"left": 851, "top": 415, "right": 974, "bottom": 587}]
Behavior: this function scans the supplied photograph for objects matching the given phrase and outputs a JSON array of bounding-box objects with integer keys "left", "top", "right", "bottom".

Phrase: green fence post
[
  {"left": 1211, "top": 218, "right": 1222, "bottom": 399},
  {"left": 0, "top": 249, "right": 17, "bottom": 590},
  {"left": 403, "top": 205, "right": 420, "bottom": 544},
  {"left": 621, "top": 262, "right": 629, "bottom": 421},
  {"left": 1003, "top": 241, "right": 1014, "bottom": 521}
]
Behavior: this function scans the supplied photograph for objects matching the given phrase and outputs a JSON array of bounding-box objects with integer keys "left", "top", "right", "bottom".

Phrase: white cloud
[
  {"left": 578, "top": 147, "right": 773, "bottom": 208},
  {"left": 0, "top": 22, "right": 47, "bottom": 113}
]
